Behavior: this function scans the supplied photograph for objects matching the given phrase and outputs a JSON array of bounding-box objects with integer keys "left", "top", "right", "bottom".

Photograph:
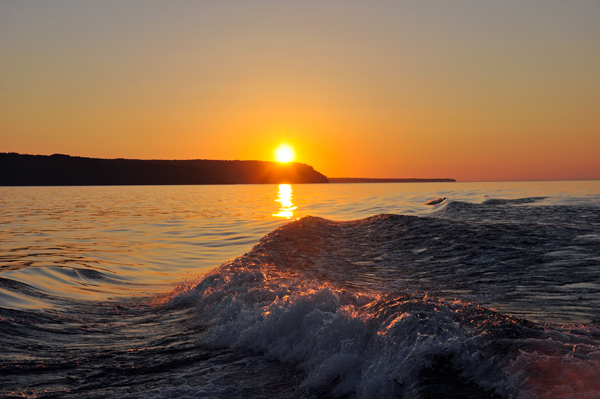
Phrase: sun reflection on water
[{"left": 273, "top": 184, "right": 297, "bottom": 219}]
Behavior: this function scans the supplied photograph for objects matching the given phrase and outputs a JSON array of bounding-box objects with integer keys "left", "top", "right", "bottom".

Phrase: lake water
[{"left": 1, "top": 181, "right": 600, "bottom": 398}]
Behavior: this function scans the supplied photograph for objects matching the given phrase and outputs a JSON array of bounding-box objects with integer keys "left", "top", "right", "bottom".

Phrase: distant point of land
[
  {"left": 328, "top": 177, "right": 456, "bottom": 183},
  {"left": 0, "top": 153, "right": 329, "bottom": 186}
]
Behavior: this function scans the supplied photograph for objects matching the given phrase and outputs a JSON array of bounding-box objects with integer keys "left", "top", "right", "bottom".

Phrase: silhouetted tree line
[{"left": 0, "top": 153, "right": 329, "bottom": 186}]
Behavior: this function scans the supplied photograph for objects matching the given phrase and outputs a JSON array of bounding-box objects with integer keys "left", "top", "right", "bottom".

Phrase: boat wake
[{"left": 3, "top": 203, "right": 600, "bottom": 398}]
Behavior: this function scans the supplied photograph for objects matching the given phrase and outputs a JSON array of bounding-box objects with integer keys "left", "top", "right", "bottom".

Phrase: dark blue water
[{"left": 1, "top": 182, "right": 600, "bottom": 398}]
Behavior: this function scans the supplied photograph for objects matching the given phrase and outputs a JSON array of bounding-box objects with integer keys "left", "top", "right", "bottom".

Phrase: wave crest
[{"left": 162, "top": 216, "right": 600, "bottom": 398}]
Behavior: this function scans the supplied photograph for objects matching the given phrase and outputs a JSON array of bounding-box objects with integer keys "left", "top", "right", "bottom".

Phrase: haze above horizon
[{"left": 1, "top": 1, "right": 599, "bottom": 182}]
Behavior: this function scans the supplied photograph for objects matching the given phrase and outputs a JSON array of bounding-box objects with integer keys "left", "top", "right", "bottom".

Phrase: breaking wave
[
  {"left": 159, "top": 214, "right": 600, "bottom": 398},
  {"left": 3, "top": 201, "right": 600, "bottom": 398}
]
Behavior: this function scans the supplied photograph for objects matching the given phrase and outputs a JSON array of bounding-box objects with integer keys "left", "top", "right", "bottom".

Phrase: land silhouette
[
  {"left": 0, "top": 153, "right": 328, "bottom": 186},
  {"left": 328, "top": 177, "right": 455, "bottom": 183},
  {"left": 0, "top": 153, "right": 457, "bottom": 186}
]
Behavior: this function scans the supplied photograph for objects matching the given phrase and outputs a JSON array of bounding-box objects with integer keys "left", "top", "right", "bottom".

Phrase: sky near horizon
[{"left": 1, "top": 1, "right": 599, "bottom": 181}]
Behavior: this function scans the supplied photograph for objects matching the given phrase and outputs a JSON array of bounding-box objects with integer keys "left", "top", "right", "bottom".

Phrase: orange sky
[{"left": 1, "top": 1, "right": 599, "bottom": 181}]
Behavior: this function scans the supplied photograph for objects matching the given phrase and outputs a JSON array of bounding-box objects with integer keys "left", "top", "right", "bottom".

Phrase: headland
[{"left": 0, "top": 153, "right": 329, "bottom": 186}]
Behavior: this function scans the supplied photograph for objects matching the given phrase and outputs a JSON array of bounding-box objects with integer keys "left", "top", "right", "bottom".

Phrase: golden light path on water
[
  {"left": 2, "top": 181, "right": 599, "bottom": 310},
  {"left": 273, "top": 184, "right": 297, "bottom": 219}
]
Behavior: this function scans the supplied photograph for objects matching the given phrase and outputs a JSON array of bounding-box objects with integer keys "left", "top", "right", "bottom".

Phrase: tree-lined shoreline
[{"left": 0, "top": 153, "right": 329, "bottom": 186}]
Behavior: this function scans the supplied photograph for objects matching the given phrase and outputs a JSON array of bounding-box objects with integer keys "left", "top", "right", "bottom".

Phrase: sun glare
[{"left": 275, "top": 145, "right": 295, "bottom": 163}]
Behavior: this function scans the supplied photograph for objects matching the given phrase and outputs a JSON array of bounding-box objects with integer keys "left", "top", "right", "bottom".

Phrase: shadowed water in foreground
[{"left": 1, "top": 183, "right": 600, "bottom": 398}]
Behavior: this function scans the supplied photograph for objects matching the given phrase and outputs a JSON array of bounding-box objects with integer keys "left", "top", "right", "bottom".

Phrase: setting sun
[{"left": 275, "top": 145, "right": 295, "bottom": 163}]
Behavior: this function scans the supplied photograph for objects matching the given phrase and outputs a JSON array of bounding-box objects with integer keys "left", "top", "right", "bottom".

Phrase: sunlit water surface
[
  {"left": 2, "top": 181, "right": 600, "bottom": 398},
  {"left": 1, "top": 181, "right": 599, "bottom": 310}
]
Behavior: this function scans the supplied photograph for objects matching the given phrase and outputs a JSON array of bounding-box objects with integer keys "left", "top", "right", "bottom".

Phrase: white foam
[
  {"left": 166, "top": 263, "right": 518, "bottom": 397},
  {"left": 160, "top": 217, "right": 600, "bottom": 398}
]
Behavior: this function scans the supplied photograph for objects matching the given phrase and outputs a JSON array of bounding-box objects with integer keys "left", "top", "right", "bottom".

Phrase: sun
[{"left": 275, "top": 145, "right": 295, "bottom": 163}]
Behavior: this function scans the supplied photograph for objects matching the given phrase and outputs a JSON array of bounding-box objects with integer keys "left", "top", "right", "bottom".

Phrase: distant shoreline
[
  {"left": 327, "top": 177, "right": 456, "bottom": 183},
  {"left": 0, "top": 153, "right": 329, "bottom": 186}
]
